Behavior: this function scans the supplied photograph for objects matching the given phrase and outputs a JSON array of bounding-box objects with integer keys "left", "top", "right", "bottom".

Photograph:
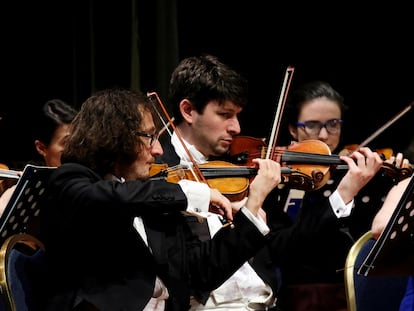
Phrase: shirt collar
[{"left": 171, "top": 132, "right": 208, "bottom": 166}]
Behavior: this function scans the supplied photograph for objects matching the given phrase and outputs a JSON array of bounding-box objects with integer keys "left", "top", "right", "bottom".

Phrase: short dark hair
[{"left": 168, "top": 54, "right": 248, "bottom": 124}]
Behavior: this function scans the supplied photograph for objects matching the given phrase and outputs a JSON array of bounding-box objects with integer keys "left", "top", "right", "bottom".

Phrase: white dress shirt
[{"left": 171, "top": 132, "right": 274, "bottom": 310}]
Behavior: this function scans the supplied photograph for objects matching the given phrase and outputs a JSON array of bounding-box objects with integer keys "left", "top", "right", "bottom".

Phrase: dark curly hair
[{"left": 62, "top": 88, "right": 161, "bottom": 177}]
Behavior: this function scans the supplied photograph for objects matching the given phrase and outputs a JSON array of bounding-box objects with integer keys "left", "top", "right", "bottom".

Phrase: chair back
[
  {"left": 344, "top": 231, "right": 408, "bottom": 311},
  {"left": 0, "top": 233, "right": 46, "bottom": 311}
]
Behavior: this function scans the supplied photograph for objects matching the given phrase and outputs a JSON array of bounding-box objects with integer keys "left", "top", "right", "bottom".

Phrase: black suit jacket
[
  {"left": 263, "top": 165, "right": 397, "bottom": 310},
  {"left": 40, "top": 163, "right": 268, "bottom": 311},
  {"left": 156, "top": 137, "right": 281, "bottom": 303},
  {"left": 265, "top": 167, "right": 397, "bottom": 284}
]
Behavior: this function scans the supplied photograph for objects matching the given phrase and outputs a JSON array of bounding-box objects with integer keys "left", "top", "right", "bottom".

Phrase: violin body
[
  {"left": 340, "top": 144, "right": 394, "bottom": 159},
  {"left": 230, "top": 137, "right": 336, "bottom": 190},
  {"left": 150, "top": 161, "right": 250, "bottom": 201},
  {"left": 281, "top": 140, "right": 332, "bottom": 190},
  {"left": 229, "top": 136, "right": 267, "bottom": 165}
]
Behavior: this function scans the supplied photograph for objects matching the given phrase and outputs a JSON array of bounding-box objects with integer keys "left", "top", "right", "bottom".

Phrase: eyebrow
[{"left": 139, "top": 125, "right": 156, "bottom": 132}]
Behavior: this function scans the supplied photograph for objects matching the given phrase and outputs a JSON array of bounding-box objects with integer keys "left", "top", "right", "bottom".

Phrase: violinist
[
  {"left": 265, "top": 80, "right": 411, "bottom": 311},
  {"left": 155, "top": 54, "right": 281, "bottom": 310},
  {"left": 0, "top": 99, "right": 78, "bottom": 216},
  {"left": 39, "top": 88, "right": 282, "bottom": 311},
  {"left": 371, "top": 176, "right": 414, "bottom": 311},
  {"left": 370, "top": 140, "right": 413, "bottom": 243}
]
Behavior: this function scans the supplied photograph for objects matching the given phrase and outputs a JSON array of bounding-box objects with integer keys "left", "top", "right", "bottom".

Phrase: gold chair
[
  {"left": 344, "top": 231, "right": 408, "bottom": 311},
  {"left": 0, "top": 233, "right": 46, "bottom": 311},
  {"left": 344, "top": 231, "right": 373, "bottom": 311}
]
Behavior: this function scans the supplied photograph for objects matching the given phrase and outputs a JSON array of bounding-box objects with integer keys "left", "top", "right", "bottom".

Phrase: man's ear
[
  {"left": 179, "top": 99, "right": 194, "bottom": 124},
  {"left": 34, "top": 140, "right": 47, "bottom": 157},
  {"left": 288, "top": 124, "right": 298, "bottom": 140}
]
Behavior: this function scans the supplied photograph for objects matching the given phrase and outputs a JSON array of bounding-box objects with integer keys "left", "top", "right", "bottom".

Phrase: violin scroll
[
  {"left": 380, "top": 162, "right": 413, "bottom": 184},
  {"left": 281, "top": 170, "right": 323, "bottom": 191}
]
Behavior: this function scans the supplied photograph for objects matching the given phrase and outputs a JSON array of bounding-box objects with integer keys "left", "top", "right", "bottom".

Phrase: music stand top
[
  {"left": 358, "top": 175, "right": 414, "bottom": 277},
  {"left": 0, "top": 164, "right": 55, "bottom": 245}
]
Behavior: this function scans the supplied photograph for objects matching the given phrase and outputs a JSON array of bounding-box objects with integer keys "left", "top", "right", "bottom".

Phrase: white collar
[{"left": 171, "top": 131, "right": 208, "bottom": 167}]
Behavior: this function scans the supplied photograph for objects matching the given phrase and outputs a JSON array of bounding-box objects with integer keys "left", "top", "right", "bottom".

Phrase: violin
[
  {"left": 150, "top": 161, "right": 250, "bottom": 201},
  {"left": 339, "top": 101, "right": 414, "bottom": 159},
  {"left": 150, "top": 160, "right": 311, "bottom": 200},
  {"left": 147, "top": 90, "right": 313, "bottom": 202},
  {"left": 0, "top": 164, "right": 20, "bottom": 196},
  {"left": 339, "top": 144, "right": 394, "bottom": 159},
  {"left": 229, "top": 136, "right": 413, "bottom": 188},
  {"left": 230, "top": 137, "right": 337, "bottom": 190}
]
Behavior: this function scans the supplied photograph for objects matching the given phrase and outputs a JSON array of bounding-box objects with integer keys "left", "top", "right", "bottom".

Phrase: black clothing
[
  {"left": 265, "top": 167, "right": 397, "bottom": 310},
  {"left": 40, "top": 163, "right": 268, "bottom": 311},
  {"left": 156, "top": 137, "right": 282, "bottom": 304}
]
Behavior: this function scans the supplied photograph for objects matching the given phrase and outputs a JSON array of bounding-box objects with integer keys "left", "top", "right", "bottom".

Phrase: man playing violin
[
  {"left": 156, "top": 54, "right": 283, "bottom": 310},
  {"left": 266, "top": 80, "right": 412, "bottom": 311},
  {"left": 39, "top": 88, "right": 282, "bottom": 311}
]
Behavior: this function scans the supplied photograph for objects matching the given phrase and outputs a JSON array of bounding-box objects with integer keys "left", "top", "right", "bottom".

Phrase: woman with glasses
[
  {"left": 284, "top": 81, "right": 346, "bottom": 153},
  {"left": 265, "top": 80, "right": 406, "bottom": 311}
]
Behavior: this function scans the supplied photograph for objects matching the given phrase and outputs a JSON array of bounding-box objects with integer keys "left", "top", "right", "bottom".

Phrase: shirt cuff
[
  {"left": 178, "top": 179, "right": 210, "bottom": 214},
  {"left": 329, "top": 190, "right": 354, "bottom": 218},
  {"left": 240, "top": 207, "right": 270, "bottom": 235}
]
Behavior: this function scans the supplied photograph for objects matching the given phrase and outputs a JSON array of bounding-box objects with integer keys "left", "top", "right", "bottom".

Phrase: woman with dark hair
[
  {"left": 31, "top": 99, "right": 78, "bottom": 167},
  {"left": 0, "top": 99, "right": 77, "bottom": 214},
  {"left": 266, "top": 81, "right": 387, "bottom": 311}
]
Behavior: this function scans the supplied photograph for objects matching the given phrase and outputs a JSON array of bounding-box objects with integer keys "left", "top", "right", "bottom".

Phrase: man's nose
[
  {"left": 228, "top": 118, "right": 241, "bottom": 134},
  {"left": 151, "top": 139, "right": 163, "bottom": 155}
]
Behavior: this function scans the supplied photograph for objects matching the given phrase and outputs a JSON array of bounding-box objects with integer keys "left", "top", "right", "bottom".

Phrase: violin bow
[
  {"left": 266, "top": 66, "right": 295, "bottom": 160},
  {"left": 357, "top": 101, "right": 413, "bottom": 149}
]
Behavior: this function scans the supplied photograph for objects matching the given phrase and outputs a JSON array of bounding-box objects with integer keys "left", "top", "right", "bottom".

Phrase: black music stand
[
  {"left": 358, "top": 175, "right": 414, "bottom": 277},
  {"left": 0, "top": 165, "right": 55, "bottom": 245}
]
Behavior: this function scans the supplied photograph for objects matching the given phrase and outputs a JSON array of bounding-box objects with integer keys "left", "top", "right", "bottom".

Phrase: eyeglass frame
[
  {"left": 295, "top": 119, "right": 343, "bottom": 135},
  {"left": 135, "top": 132, "right": 160, "bottom": 147}
]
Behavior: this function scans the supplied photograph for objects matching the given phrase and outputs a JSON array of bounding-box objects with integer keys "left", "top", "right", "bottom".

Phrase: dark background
[{"left": 2, "top": 0, "right": 413, "bottom": 167}]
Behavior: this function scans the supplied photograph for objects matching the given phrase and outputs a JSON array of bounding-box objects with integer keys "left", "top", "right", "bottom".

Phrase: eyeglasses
[
  {"left": 135, "top": 132, "right": 160, "bottom": 147},
  {"left": 296, "top": 119, "right": 343, "bottom": 135}
]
